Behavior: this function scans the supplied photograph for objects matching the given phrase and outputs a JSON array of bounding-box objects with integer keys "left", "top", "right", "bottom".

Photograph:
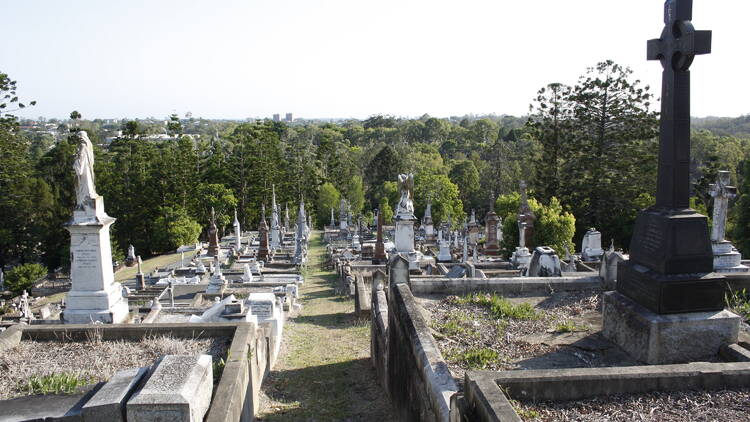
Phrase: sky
[{"left": 1, "top": 0, "right": 748, "bottom": 120}]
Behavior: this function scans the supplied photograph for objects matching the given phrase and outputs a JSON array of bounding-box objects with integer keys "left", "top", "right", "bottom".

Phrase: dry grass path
[{"left": 257, "top": 232, "right": 395, "bottom": 421}]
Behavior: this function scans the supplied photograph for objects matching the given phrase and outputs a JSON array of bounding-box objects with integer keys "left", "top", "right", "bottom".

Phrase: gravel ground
[
  {"left": 515, "top": 388, "right": 750, "bottom": 422},
  {"left": 427, "top": 290, "right": 603, "bottom": 376},
  {"left": 0, "top": 336, "right": 229, "bottom": 400}
]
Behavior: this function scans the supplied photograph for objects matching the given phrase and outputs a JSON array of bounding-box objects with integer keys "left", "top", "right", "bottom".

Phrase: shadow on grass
[
  {"left": 292, "top": 312, "right": 365, "bottom": 329},
  {"left": 258, "top": 358, "right": 393, "bottom": 421}
]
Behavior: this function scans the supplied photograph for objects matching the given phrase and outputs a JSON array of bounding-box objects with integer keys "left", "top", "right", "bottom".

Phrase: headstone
[
  {"left": 125, "top": 244, "right": 136, "bottom": 267},
  {"left": 437, "top": 238, "right": 452, "bottom": 262},
  {"left": 467, "top": 210, "right": 480, "bottom": 245},
  {"left": 422, "top": 199, "right": 435, "bottom": 242},
  {"left": 527, "top": 246, "right": 562, "bottom": 277},
  {"left": 233, "top": 208, "right": 242, "bottom": 253},
  {"left": 258, "top": 204, "right": 271, "bottom": 262},
  {"left": 518, "top": 180, "right": 536, "bottom": 248},
  {"left": 485, "top": 193, "right": 501, "bottom": 255},
  {"left": 127, "top": 355, "right": 213, "bottom": 422},
  {"left": 511, "top": 223, "right": 532, "bottom": 272},
  {"left": 207, "top": 207, "right": 219, "bottom": 257},
  {"left": 294, "top": 199, "right": 307, "bottom": 264},
  {"left": 339, "top": 199, "right": 349, "bottom": 231},
  {"left": 394, "top": 174, "right": 419, "bottom": 269},
  {"left": 373, "top": 209, "right": 387, "bottom": 264},
  {"left": 63, "top": 131, "right": 129, "bottom": 324},
  {"left": 709, "top": 171, "right": 748, "bottom": 272},
  {"left": 242, "top": 264, "right": 253, "bottom": 282},
  {"left": 605, "top": 1, "right": 739, "bottom": 364},
  {"left": 330, "top": 207, "right": 336, "bottom": 228},
  {"left": 270, "top": 185, "right": 281, "bottom": 250},
  {"left": 284, "top": 203, "right": 290, "bottom": 233},
  {"left": 135, "top": 256, "right": 146, "bottom": 289},
  {"left": 581, "top": 228, "right": 605, "bottom": 262}
]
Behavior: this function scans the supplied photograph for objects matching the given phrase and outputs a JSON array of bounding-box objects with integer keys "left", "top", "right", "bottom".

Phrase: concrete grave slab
[{"left": 127, "top": 355, "right": 213, "bottom": 422}]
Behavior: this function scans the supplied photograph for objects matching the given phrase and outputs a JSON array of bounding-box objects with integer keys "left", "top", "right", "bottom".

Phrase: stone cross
[
  {"left": 709, "top": 170, "right": 737, "bottom": 243},
  {"left": 647, "top": 0, "right": 711, "bottom": 209}
]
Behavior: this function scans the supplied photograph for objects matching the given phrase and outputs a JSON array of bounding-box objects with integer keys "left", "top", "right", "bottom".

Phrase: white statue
[
  {"left": 396, "top": 173, "right": 415, "bottom": 217},
  {"left": 73, "top": 131, "right": 97, "bottom": 206}
]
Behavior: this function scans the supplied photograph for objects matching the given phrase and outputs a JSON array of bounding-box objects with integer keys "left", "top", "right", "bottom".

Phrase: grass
[
  {"left": 114, "top": 249, "right": 197, "bottom": 282},
  {"left": 449, "top": 347, "right": 500, "bottom": 369},
  {"left": 726, "top": 289, "right": 750, "bottom": 323},
  {"left": 257, "top": 231, "right": 393, "bottom": 420},
  {"left": 433, "top": 311, "right": 481, "bottom": 338},
  {"left": 510, "top": 399, "right": 541, "bottom": 420},
  {"left": 22, "top": 373, "right": 91, "bottom": 395},
  {"left": 552, "top": 320, "right": 590, "bottom": 333},
  {"left": 458, "top": 293, "right": 539, "bottom": 320}
]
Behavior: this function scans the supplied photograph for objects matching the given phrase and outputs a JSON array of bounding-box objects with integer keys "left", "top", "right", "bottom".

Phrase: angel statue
[
  {"left": 396, "top": 173, "right": 415, "bottom": 216},
  {"left": 73, "top": 131, "right": 97, "bottom": 206}
]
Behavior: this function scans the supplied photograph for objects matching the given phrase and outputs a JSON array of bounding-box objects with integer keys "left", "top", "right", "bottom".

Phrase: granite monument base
[
  {"left": 602, "top": 291, "right": 740, "bottom": 364},
  {"left": 616, "top": 261, "right": 725, "bottom": 314}
]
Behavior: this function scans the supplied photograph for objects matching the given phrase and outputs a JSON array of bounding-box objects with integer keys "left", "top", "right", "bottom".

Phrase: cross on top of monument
[
  {"left": 647, "top": 0, "right": 711, "bottom": 72},
  {"left": 647, "top": 0, "right": 711, "bottom": 210}
]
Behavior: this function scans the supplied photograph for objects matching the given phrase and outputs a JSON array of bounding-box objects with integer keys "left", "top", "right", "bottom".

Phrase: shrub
[
  {"left": 5, "top": 263, "right": 47, "bottom": 294},
  {"left": 22, "top": 373, "right": 90, "bottom": 395}
]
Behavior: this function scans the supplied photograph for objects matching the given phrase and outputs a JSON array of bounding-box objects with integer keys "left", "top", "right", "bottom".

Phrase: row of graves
[
  {"left": 328, "top": 5, "right": 750, "bottom": 420},
  {"left": 0, "top": 137, "right": 310, "bottom": 422}
]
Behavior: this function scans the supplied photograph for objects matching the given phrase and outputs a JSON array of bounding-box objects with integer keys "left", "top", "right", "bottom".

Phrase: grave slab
[
  {"left": 127, "top": 355, "right": 213, "bottom": 422},
  {"left": 82, "top": 367, "right": 148, "bottom": 422}
]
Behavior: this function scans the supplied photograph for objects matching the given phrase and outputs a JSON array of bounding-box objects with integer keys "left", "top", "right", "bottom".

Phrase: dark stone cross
[
  {"left": 617, "top": 0, "right": 724, "bottom": 314},
  {"left": 647, "top": 0, "right": 712, "bottom": 209}
]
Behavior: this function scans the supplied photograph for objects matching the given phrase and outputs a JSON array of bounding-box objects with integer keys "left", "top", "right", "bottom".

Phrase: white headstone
[{"left": 581, "top": 228, "right": 604, "bottom": 262}]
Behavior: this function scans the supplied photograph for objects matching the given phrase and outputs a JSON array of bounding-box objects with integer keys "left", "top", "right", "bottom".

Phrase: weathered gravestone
[
  {"left": 581, "top": 228, "right": 604, "bottom": 262},
  {"left": 485, "top": 193, "right": 501, "bottom": 255},
  {"left": 709, "top": 171, "right": 748, "bottom": 272},
  {"left": 207, "top": 207, "right": 220, "bottom": 257},
  {"left": 127, "top": 355, "right": 213, "bottom": 422},
  {"left": 604, "top": 0, "right": 740, "bottom": 364},
  {"left": 528, "top": 246, "right": 562, "bottom": 277}
]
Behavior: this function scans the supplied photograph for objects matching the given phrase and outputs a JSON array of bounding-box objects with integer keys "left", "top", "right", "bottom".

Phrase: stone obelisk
[{"left": 63, "top": 131, "right": 129, "bottom": 324}]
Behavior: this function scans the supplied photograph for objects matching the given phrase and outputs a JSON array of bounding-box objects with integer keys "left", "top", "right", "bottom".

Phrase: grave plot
[
  {"left": 422, "top": 289, "right": 640, "bottom": 381},
  {"left": 0, "top": 334, "right": 228, "bottom": 400}
]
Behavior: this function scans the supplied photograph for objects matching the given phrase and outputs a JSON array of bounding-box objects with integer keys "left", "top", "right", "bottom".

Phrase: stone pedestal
[
  {"left": 602, "top": 291, "right": 740, "bottom": 364},
  {"left": 63, "top": 197, "right": 129, "bottom": 324},
  {"left": 485, "top": 211, "right": 501, "bottom": 256},
  {"left": 713, "top": 241, "right": 749, "bottom": 273},
  {"left": 617, "top": 207, "right": 725, "bottom": 314}
]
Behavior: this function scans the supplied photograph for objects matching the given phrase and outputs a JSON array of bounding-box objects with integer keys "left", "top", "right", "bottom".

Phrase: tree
[
  {"left": 365, "top": 145, "right": 404, "bottom": 208},
  {"left": 732, "top": 161, "right": 750, "bottom": 256},
  {"left": 449, "top": 160, "right": 481, "bottom": 213},
  {"left": 316, "top": 183, "right": 340, "bottom": 227},
  {"left": 414, "top": 174, "right": 464, "bottom": 225},
  {"left": 152, "top": 206, "right": 202, "bottom": 252},
  {"left": 564, "top": 60, "right": 659, "bottom": 247},
  {"left": 527, "top": 83, "right": 574, "bottom": 203},
  {"left": 5, "top": 263, "right": 47, "bottom": 294},
  {"left": 498, "top": 193, "right": 575, "bottom": 258}
]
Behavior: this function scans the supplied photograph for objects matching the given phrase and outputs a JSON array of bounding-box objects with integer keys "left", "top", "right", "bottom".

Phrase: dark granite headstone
[{"left": 617, "top": 0, "right": 723, "bottom": 314}]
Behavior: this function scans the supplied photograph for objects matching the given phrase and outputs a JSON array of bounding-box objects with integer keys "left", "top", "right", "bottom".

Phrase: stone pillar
[
  {"left": 207, "top": 207, "right": 219, "bottom": 257},
  {"left": 374, "top": 210, "right": 387, "bottom": 264},
  {"left": 258, "top": 205, "right": 271, "bottom": 263}
]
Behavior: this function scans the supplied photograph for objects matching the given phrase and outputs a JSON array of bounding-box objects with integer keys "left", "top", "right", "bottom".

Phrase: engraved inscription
[
  {"left": 641, "top": 218, "right": 662, "bottom": 253},
  {"left": 248, "top": 301, "right": 273, "bottom": 319},
  {"left": 73, "top": 238, "right": 100, "bottom": 270}
]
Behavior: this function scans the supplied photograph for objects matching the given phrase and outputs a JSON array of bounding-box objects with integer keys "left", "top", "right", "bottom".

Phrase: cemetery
[{"left": 2, "top": 1, "right": 750, "bottom": 421}]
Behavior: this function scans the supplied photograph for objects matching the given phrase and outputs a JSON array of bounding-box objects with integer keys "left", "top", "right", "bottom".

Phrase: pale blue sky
[{"left": 1, "top": 0, "right": 747, "bottom": 120}]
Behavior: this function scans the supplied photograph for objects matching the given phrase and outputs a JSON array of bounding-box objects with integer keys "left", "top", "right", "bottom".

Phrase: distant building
[
  {"left": 272, "top": 114, "right": 280, "bottom": 122},
  {"left": 285, "top": 113, "right": 293, "bottom": 122}
]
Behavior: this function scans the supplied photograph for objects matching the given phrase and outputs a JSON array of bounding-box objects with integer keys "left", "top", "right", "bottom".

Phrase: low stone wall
[
  {"left": 385, "top": 279, "right": 458, "bottom": 421},
  {"left": 409, "top": 274, "right": 602, "bottom": 296},
  {"left": 371, "top": 271, "right": 389, "bottom": 390},
  {"left": 458, "top": 360, "right": 750, "bottom": 421}
]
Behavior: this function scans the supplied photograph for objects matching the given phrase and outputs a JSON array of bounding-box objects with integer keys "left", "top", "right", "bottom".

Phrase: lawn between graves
[{"left": 257, "top": 232, "right": 394, "bottom": 421}]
